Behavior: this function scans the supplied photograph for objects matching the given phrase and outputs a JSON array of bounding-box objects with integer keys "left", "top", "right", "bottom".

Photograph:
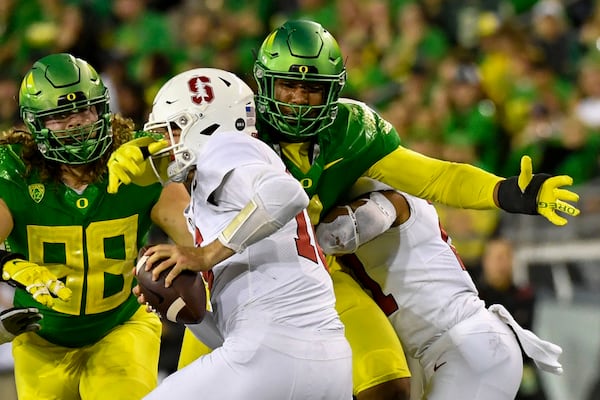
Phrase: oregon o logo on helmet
[
  {"left": 67, "top": 92, "right": 77, "bottom": 101},
  {"left": 299, "top": 66, "right": 309, "bottom": 74},
  {"left": 235, "top": 118, "right": 245, "bottom": 131}
]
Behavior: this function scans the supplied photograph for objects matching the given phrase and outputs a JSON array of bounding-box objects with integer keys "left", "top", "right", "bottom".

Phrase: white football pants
[
  {"left": 144, "top": 324, "right": 353, "bottom": 400},
  {"left": 418, "top": 308, "right": 523, "bottom": 400}
]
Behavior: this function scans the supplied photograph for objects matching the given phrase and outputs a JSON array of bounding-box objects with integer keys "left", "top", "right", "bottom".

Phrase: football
[{"left": 135, "top": 247, "right": 208, "bottom": 324}]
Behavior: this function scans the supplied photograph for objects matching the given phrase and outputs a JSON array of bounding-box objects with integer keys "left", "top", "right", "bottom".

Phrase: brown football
[{"left": 135, "top": 247, "right": 207, "bottom": 324}]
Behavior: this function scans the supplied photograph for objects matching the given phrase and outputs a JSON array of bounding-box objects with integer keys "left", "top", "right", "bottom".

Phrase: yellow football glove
[
  {"left": 498, "top": 155, "right": 580, "bottom": 226},
  {"left": 107, "top": 137, "right": 170, "bottom": 194},
  {"left": 308, "top": 194, "right": 324, "bottom": 226},
  {"left": 1, "top": 252, "right": 71, "bottom": 308}
]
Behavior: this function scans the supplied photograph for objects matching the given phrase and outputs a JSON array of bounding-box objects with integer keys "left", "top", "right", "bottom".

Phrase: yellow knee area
[
  {"left": 331, "top": 268, "right": 410, "bottom": 395},
  {"left": 177, "top": 327, "right": 213, "bottom": 370}
]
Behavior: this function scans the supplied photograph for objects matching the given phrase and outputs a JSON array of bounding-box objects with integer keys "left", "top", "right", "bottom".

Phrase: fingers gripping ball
[{"left": 135, "top": 247, "right": 208, "bottom": 324}]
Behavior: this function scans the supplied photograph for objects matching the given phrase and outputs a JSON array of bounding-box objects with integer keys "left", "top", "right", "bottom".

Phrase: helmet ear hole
[{"left": 199, "top": 124, "right": 220, "bottom": 137}]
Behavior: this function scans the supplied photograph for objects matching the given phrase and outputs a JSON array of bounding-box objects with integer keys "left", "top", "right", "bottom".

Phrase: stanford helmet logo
[{"left": 188, "top": 76, "right": 214, "bottom": 105}]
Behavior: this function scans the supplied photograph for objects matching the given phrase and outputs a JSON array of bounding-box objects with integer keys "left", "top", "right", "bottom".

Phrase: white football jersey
[
  {"left": 347, "top": 192, "right": 486, "bottom": 359},
  {"left": 184, "top": 131, "right": 342, "bottom": 336}
]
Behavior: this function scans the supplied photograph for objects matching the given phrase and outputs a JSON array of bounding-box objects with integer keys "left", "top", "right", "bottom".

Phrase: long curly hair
[{"left": 0, "top": 114, "right": 136, "bottom": 184}]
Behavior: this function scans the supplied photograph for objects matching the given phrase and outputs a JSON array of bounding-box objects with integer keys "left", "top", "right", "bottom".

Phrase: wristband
[{"left": 497, "top": 174, "right": 551, "bottom": 214}]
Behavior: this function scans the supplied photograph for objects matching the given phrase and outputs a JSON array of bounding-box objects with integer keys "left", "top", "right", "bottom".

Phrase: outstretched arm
[{"left": 366, "top": 147, "right": 579, "bottom": 226}]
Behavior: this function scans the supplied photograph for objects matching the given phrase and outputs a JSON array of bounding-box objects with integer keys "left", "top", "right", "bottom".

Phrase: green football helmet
[
  {"left": 19, "top": 53, "right": 112, "bottom": 164},
  {"left": 254, "top": 20, "right": 346, "bottom": 141}
]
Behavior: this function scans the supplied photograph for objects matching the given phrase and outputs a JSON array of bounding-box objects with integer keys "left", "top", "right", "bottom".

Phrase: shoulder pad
[
  {"left": 0, "top": 145, "right": 26, "bottom": 184},
  {"left": 337, "top": 98, "right": 395, "bottom": 136}
]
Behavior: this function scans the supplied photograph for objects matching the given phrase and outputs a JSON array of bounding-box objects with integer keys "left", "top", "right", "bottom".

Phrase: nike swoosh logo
[
  {"left": 166, "top": 100, "right": 178, "bottom": 104},
  {"left": 433, "top": 361, "right": 447, "bottom": 371},
  {"left": 324, "top": 158, "right": 344, "bottom": 170}
]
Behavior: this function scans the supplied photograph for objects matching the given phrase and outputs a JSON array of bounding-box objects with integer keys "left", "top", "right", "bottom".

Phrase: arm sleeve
[
  {"left": 365, "top": 146, "right": 503, "bottom": 210},
  {"left": 217, "top": 164, "right": 309, "bottom": 252}
]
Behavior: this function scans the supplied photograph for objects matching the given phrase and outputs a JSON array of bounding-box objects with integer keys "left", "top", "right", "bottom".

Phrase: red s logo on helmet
[{"left": 188, "top": 76, "right": 214, "bottom": 105}]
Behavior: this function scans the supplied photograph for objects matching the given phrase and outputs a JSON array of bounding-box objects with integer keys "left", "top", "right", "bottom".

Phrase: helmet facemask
[
  {"left": 254, "top": 64, "right": 345, "bottom": 141},
  {"left": 254, "top": 20, "right": 346, "bottom": 142},
  {"left": 144, "top": 112, "right": 202, "bottom": 184},
  {"left": 19, "top": 53, "right": 113, "bottom": 165},
  {"left": 24, "top": 94, "right": 112, "bottom": 165}
]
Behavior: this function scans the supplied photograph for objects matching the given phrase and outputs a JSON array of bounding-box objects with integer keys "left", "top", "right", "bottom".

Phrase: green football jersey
[
  {"left": 259, "top": 99, "right": 401, "bottom": 218},
  {"left": 0, "top": 145, "right": 163, "bottom": 347}
]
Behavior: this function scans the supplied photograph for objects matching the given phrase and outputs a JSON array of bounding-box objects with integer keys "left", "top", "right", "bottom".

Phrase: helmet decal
[
  {"left": 235, "top": 118, "right": 245, "bottom": 131},
  {"left": 188, "top": 76, "right": 214, "bottom": 105},
  {"left": 144, "top": 68, "right": 257, "bottom": 183}
]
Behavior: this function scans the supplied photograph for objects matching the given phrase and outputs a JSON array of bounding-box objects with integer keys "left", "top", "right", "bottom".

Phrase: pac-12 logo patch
[{"left": 28, "top": 183, "right": 45, "bottom": 203}]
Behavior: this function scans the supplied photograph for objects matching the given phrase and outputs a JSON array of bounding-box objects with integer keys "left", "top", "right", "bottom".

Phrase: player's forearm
[
  {"left": 218, "top": 173, "right": 309, "bottom": 253},
  {"left": 366, "top": 146, "right": 502, "bottom": 209},
  {"left": 152, "top": 182, "right": 194, "bottom": 246}
]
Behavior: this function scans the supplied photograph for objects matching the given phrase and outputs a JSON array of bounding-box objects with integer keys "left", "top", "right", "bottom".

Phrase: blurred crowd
[{"left": 1, "top": 0, "right": 598, "bottom": 179}]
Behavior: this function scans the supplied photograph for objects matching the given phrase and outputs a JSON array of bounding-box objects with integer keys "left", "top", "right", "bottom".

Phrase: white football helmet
[{"left": 143, "top": 68, "right": 257, "bottom": 183}]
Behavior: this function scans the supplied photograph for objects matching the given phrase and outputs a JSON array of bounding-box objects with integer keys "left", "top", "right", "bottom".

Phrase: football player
[
  {"left": 0, "top": 53, "right": 191, "bottom": 400},
  {"left": 111, "top": 67, "right": 352, "bottom": 399},
  {"left": 316, "top": 177, "right": 563, "bottom": 399},
  {"left": 176, "top": 20, "right": 579, "bottom": 400}
]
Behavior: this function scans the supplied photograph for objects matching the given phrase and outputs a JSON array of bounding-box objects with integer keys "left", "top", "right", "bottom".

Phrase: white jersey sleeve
[
  {"left": 348, "top": 192, "right": 486, "bottom": 359},
  {"left": 184, "top": 131, "right": 341, "bottom": 337}
]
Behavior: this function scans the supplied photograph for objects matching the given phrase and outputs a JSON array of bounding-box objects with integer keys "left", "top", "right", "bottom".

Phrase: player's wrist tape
[
  {"left": 357, "top": 191, "right": 397, "bottom": 243},
  {"left": 316, "top": 191, "right": 397, "bottom": 254},
  {"left": 497, "top": 174, "right": 551, "bottom": 214},
  {"left": 0, "top": 250, "right": 25, "bottom": 280},
  {"left": 218, "top": 197, "right": 284, "bottom": 253},
  {"left": 317, "top": 205, "right": 359, "bottom": 254}
]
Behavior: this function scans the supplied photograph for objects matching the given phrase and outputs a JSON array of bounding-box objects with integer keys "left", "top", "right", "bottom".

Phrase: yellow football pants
[{"left": 12, "top": 306, "right": 162, "bottom": 400}]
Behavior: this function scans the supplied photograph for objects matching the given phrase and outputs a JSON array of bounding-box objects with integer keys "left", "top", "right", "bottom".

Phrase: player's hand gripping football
[
  {"left": 1, "top": 255, "right": 71, "bottom": 307},
  {"left": 0, "top": 307, "right": 42, "bottom": 344},
  {"left": 497, "top": 155, "right": 580, "bottom": 226},
  {"left": 142, "top": 242, "right": 234, "bottom": 288},
  {"left": 107, "top": 136, "right": 169, "bottom": 193}
]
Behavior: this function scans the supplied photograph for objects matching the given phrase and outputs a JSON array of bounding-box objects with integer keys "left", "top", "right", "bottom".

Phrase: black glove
[
  {"left": 497, "top": 156, "right": 579, "bottom": 226},
  {"left": 0, "top": 307, "right": 42, "bottom": 344}
]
